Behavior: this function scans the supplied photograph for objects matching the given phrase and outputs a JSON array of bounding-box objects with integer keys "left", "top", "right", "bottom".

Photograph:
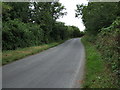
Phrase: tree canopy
[
  {"left": 2, "top": 2, "right": 83, "bottom": 50},
  {"left": 76, "top": 2, "right": 120, "bottom": 35}
]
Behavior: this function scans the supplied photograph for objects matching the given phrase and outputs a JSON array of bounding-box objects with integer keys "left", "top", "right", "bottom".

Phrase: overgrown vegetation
[
  {"left": 76, "top": 2, "right": 120, "bottom": 88},
  {"left": 76, "top": 2, "right": 120, "bottom": 35},
  {"left": 96, "top": 18, "right": 120, "bottom": 86},
  {"left": 82, "top": 37, "right": 118, "bottom": 88},
  {"left": 2, "top": 2, "right": 84, "bottom": 50}
]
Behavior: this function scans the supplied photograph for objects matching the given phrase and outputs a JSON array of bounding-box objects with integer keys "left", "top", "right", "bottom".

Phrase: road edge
[{"left": 71, "top": 38, "right": 86, "bottom": 88}]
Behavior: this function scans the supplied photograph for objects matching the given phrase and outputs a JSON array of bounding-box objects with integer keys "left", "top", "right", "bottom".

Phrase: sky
[{"left": 57, "top": 0, "right": 88, "bottom": 31}]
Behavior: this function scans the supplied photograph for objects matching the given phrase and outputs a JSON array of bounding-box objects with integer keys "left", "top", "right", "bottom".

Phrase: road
[{"left": 2, "top": 38, "right": 85, "bottom": 88}]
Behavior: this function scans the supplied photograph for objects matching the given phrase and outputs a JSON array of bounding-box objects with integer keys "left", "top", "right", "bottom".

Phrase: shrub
[
  {"left": 96, "top": 17, "right": 120, "bottom": 87},
  {"left": 2, "top": 19, "right": 44, "bottom": 50}
]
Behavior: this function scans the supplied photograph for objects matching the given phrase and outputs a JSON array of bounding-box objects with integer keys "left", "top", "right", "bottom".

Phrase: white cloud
[{"left": 57, "top": 0, "right": 88, "bottom": 31}]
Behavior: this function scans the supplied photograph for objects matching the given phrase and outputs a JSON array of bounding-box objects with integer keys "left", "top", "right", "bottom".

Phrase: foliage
[
  {"left": 96, "top": 17, "right": 120, "bottom": 87},
  {"left": 2, "top": 2, "right": 30, "bottom": 22},
  {"left": 81, "top": 37, "right": 118, "bottom": 88},
  {"left": 76, "top": 2, "right": 120, "bottom": 87},
  {"left": 2, "top": 19, "right": 44, "bottom": 50},
  {"left": 51, "top": 2, "right": 67, "bottom": 20},
  {"left": 50, "top": 22, "right": 84, "bottom": 41},
  {"left": 2, "top": 2, "right": 83, "bottom": 50},
  {"left": 70, "top": 26, "right": 84, "bottom": 37},
  {"left": 76, "top": 2, "right": 119, "bottom": 35},
  {"left": 50, "top": 22, "right": 68, "bottom": 41}
]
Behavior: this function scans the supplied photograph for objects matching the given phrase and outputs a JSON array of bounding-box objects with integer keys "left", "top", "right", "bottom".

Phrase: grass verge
[
  {"left": 2, "top": 41, "right": 64, "bottom": 65},
  {"left": 81, "top": 37, "right": 118, "bottom": 88}
]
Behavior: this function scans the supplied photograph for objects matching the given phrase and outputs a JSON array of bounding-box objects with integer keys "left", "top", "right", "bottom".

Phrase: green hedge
[
  {"left": 2, "top": 20, "right": 84, "bottom": 50},
  {"left": 2, "top": 19, "right": 44, "bottom": 50},
  {"left": 96, "top": 17, "right": 120, "bottom": 87}
]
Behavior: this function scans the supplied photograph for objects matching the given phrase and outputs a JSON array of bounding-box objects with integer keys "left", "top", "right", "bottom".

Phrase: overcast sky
[{"left": 57, "top": 0, "right": 88, "bottom": 31}]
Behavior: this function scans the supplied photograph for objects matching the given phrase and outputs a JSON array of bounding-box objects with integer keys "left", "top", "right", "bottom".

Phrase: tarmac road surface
[{"left": 3, "top": 38, "right": 85, "bottom": 88}]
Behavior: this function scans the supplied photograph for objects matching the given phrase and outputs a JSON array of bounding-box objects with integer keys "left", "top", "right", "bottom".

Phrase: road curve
[{"left": 3, "top": 38, "right": 85, "bottom": 88}]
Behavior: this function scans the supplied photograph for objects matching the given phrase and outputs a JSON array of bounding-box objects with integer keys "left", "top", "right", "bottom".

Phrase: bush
[
  {"left": 96, "top": 17, "right": 120, "bottom": 87},
  {"left": 2, "top": 19, "right": 44, "bottom": 50},
  {"left": 2, "top": 20, "right": 83, "bottom": 50}
]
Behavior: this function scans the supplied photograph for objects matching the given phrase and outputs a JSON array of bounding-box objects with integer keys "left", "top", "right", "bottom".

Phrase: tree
[
  {"left": 2, "top": 2, "right": 68, "bottom": 49},
  {"left": 30, "top": 2, "right": 67, "bottom": 43},
  {"left": 3, "top": 2, "right": 30, "bottom": 23},
  {"left": 76, "top": 2, "right": 118, "bottom": 35}
]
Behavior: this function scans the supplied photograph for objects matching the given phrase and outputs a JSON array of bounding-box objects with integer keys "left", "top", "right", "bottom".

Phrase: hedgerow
[
  {"left": 2, "top": 19, "right": 44, "bottom": 50},
  {"left": 96, "top": 17, "right": 120, "bottom": 87}
]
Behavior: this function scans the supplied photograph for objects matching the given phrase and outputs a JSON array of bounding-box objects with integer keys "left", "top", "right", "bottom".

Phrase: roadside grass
[
  {"left": 81, "top": 37, "right": 118, "bottom": 88},
  {"left": 2, "top": 41, "right": 63, "bottom": 65}
]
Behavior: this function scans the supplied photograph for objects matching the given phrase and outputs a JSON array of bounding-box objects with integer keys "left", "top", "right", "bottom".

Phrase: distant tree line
[{"left": 2, "top": 2, "right": 84, "bottom": 50}]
